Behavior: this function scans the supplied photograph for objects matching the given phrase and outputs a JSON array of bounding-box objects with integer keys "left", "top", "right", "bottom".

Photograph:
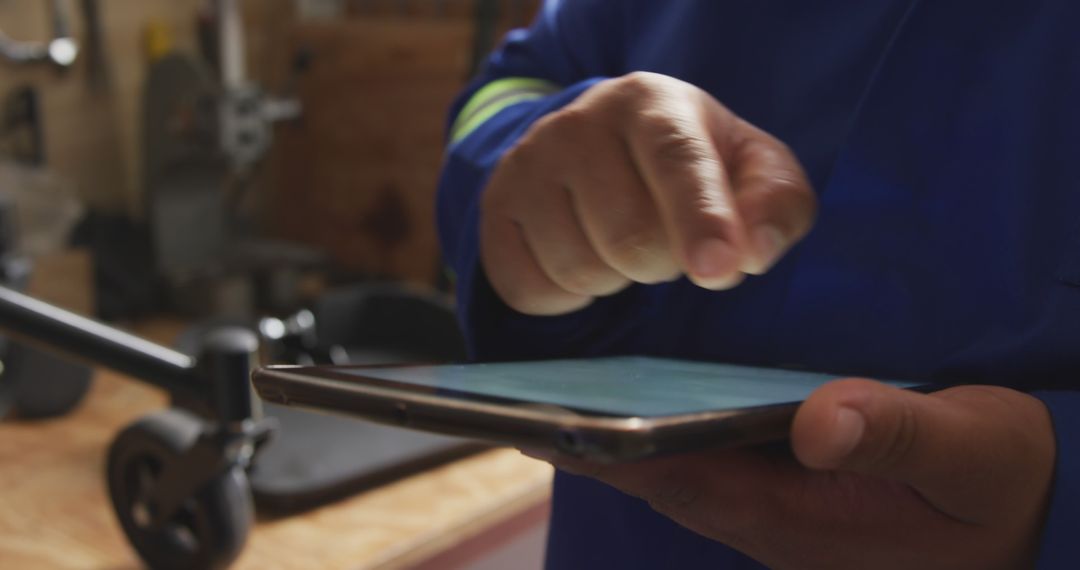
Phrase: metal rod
[
  {"left": 0, "top": 286, "right": 197, "bottom": 396},
  {"left": 49, "top": 0, "right": 70, "bottom": 38},
  {"left": 217, "top": 0, "right": 246, "bottom": 89}
]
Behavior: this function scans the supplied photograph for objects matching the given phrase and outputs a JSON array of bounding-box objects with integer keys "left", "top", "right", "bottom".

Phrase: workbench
[{"left": 0, "top": 320, "right": 553, "bottom": 569}]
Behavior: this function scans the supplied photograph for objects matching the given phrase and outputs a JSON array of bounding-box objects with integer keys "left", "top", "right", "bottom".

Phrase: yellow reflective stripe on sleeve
[
  {"left": 451, "top": 93, "right": 547, "bottom": 144},
  {"left": 450, "top": 77, "right": 559, "bottom": 145}
]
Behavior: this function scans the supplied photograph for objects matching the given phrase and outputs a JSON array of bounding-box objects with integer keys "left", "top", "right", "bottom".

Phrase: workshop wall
[
  {"left": 0, "top": 0, "right": 206, "bottom": 215},
  {"left": 0, "top": 0, "right": 539, "bottom": 286},
  {"left": 268, "top": 0, "right": 540, "bottom": 285},
  {"left": 0, "top": 0, "right": 295, "bottom": 217}
]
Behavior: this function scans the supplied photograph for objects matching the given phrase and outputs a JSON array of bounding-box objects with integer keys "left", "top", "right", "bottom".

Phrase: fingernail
[
  {"left": 692, "top": 238, "right": 738, "bottom": 282},
  {"left": 746, "top": 226, "right": 786, "bottom": 275},
  {"left": 828, "top": 407, "right": 865, "bottom": 461}
]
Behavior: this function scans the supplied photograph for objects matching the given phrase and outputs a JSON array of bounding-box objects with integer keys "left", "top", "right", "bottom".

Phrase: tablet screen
[{"left": 333, "top": 357, "right": 919, "bottom": 417}]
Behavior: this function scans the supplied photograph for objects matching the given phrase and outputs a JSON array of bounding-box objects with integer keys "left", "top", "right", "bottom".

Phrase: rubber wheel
[
  {"left": 107, "top": 409, "right": 252, "bottom": 570},
  {"left": 5, "top": 341, "right": 93, "bottom": 418}
]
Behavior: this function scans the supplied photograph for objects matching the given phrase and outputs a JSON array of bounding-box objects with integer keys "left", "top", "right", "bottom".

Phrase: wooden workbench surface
[{"left": 0, "top": 349, "right": 553, "bottom": 569}]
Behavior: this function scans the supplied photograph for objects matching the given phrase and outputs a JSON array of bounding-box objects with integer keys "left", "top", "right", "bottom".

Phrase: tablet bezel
[{"left": 252, "top": 362, "right": 809, "bottom": 462}]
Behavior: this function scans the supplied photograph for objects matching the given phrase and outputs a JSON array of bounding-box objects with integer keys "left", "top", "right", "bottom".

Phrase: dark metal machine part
[
  {"left": 0, "top": 279, "right": 483, "bottom": 567},
  {"left": 179, "top": 284, "right": 481, "bottom": 513},
  {"left": 0, "top": 195, "right": 93, "bottom": 419},
  {"left": 1, "top": 86, "right": 45, "bottom": 166},
  {"left": 0, "top": 284, "right": 264, "bottom": 569}
]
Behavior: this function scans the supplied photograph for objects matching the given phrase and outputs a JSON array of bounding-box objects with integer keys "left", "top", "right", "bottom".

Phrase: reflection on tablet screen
[{"left": 338, "top": 357, "right": 919, "bottom": 417}]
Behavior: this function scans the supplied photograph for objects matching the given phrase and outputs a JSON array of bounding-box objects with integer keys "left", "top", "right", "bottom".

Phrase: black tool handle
[{"left": 0, "top": 285, "right": 197, "bottom": 396}]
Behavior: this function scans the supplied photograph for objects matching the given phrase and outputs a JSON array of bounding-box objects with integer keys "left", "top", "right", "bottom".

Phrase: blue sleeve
[
  {"left": 1032, "top": 390, "right": 1080, "bottom": 568},
  {"left": 436, "top": 0, "right": 655, "bottom": 361}
]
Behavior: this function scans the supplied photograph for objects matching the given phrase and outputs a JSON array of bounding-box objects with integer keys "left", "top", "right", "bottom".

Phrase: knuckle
[
  {"left": 601, "top": 227, "right": 675, "bottom": 282},
  {"left": 605, "top": 226, "right": 657, "bottom": 261},
  {"left": 614, "top": 71, "right": 662, "bottom": 101},
  {"left": 540, "top": 106, "right": 594, "bottom": 136},
  {"left": 496, "top": 138, "right": 539, "bottom": 182},
  {"left": 532, "top": 108, "right": 611, "bottom": 168},
  {"left": 639, "top": 115, "right": 716, "bottom": 166},
  {"left": 594, "top": 73, "right": 683, "bottom": 116}
]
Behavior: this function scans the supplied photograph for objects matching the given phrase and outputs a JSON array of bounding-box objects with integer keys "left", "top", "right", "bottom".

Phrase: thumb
[{"left": 790, "top": 378, "right": 1054, "bottom": 524}]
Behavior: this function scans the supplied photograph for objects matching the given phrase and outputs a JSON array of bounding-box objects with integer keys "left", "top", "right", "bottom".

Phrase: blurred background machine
[
  {"left": 0, "top": 1, "right": 548, "bottom": 569},
  {"left": 143, "top": 0, "right": 319, "bottom": 319},
  {"left": 0, "top": 0, "right": 92, "bottom": 420}
]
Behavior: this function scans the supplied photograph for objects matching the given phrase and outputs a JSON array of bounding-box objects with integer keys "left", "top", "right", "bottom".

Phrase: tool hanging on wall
[
  {"left": 1, "top": 86, "right": 44, "bottom": 167},
  {"left": 144, "top": 0, "right": 317, "bottom": 319},
  {"left": 0, "top": 0, "right": 78, "bottom": 69},
  {"left": 79, "top": 0, "right": 108, "bottom": 89}
]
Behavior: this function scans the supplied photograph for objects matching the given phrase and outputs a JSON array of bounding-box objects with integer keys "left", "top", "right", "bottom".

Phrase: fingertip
[
  {"left": 691, "top": 238, "right": 739, "bottom": 277},
  {"left": 688, "top": 238, "right": 744, "bottom": 288},
  {"left": 688, "top": 270, "right": 745, "bottom": 291},
  {"left": 741, "top": 225, "right": 787, "bottom": 275},
  {"left": 512, "top": 292, "right": 595, "bottom": 316}
]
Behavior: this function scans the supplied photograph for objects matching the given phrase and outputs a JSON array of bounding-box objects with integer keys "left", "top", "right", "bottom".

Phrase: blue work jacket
[{"left": 437, "top": 1, "right": 1080, "bottom": 567}]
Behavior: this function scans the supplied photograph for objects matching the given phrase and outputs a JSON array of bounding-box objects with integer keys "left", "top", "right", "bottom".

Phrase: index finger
[{"left": 622, "top": 87, "right": 749, "bottom": 289}]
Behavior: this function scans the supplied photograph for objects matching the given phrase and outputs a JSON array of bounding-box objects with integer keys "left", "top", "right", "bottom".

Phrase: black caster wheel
[{"left": 107, "top": 409, "right": 253, "bottom": 570}]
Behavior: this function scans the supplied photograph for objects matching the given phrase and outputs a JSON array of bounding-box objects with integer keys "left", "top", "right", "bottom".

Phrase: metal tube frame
[{"left": 0, "top": 285, "right": 256, "bottom": 424}]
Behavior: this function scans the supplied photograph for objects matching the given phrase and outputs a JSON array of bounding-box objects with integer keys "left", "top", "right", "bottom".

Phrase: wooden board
[
  {"left": 269, "top": 19, "right": 474, "bottom": 285},
  {"left": 0, "top": 323, "right": 552, "bottom": 569},
  {"left": 265, "top": 1, "right": 542, "bottom": 285},
  {"left": 26, "top": 248, "right": 94, "bottom": 314}
]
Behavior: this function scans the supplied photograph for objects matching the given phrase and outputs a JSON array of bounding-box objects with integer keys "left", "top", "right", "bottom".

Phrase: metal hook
[{"left": 0, "top": 0, "right": 79, "bottom": 68}]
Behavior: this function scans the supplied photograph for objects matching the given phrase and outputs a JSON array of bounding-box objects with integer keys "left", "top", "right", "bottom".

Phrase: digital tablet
[{"left": 252, "top": 356, "right": 925, "bottom": 462}]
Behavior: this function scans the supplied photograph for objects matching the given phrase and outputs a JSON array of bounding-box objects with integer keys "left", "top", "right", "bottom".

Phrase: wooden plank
[
  {"left": 265, "top": 1, "right": 543, "bottom": 284},
  {"left": 344, "top": 0, "right": 540, "bottom": 28},
  {"left": 287, "top": 20, "right": 473, "bottom": 79},
  {"left": 26, "top": 248, "right": 95, "bottom": 315},
  {"left": 268, "top": 19, "right": 474, "bottom": 284}
]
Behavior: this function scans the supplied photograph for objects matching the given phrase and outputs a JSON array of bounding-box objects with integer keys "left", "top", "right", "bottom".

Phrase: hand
[
  {"left": 480, "top": 72, "right": 816, "bottom": 315},
  {"left": 530, "top": 380, "right": 1056, "bottom": 570}
]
